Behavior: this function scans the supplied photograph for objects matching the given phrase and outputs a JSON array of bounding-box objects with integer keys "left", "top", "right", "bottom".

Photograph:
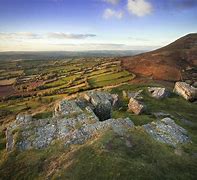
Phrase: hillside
[{"left": 121, "top": 33, "right": 197, "bottom": 81}]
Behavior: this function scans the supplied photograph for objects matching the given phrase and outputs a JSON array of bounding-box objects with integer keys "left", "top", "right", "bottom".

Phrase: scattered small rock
[
  {"left": 148, "top": 87, "right": 170, "bottom": 99},
  {"left": 123, "top": 90, "right": 143, "bottom": 100},
  {"left": 173, "top": 82, "right": 197, "bottom": 101},
  {"left": 128, "top": 97, "right": 146, "bottom": 115}
]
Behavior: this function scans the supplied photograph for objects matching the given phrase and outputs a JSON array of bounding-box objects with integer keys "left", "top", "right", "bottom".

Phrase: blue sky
[{"left": 0, "top": 0, "right": 196, "bottom": 51}]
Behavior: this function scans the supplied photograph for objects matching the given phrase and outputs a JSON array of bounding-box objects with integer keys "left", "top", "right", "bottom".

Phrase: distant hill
[
  {"left": 0, "top": 50, "right": 145, "bottom": 61},
  {"left": 121, "top": 33, "right": 197, "bottom": 81}
]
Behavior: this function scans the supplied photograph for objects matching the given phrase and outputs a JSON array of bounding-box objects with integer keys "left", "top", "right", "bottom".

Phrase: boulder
[
  {"left": 173, "top": 82, "right": 197, "bottom": 101},
  {"left": 128, "top": 97, "right": 146, "bottom": 115},
  {"left": 148, "top": 87, "right": 170, "bottom": 99},
  {"left": 83, "top": 91, "right": 114, "bottom": 121},
  {"left": 143, "top": 118, "right": 190, "bottom": 147}
]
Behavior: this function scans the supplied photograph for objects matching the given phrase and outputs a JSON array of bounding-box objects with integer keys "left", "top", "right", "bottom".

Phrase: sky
[{"left": 0, "top": 0, "right": 196, "bottom": 51}]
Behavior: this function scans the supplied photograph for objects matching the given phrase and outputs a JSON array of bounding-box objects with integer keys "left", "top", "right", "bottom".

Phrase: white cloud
[
  {"left": 0, "top": 32, "right": 41, "bottom": 40},
  {"left": 103, "top": 8, "right": 123, "bottom": 19},
  {"left": 127, "top": 0, "right": 153, "bottom": 17},
  {"left": 47, "top": 32, "right": 96, "bottom": 39},
  {"left": 104, "top": 0, "right": 120, "bottom": 5},
  {"left": 0, "top": 32, "right": 96, "bottom": 40}
]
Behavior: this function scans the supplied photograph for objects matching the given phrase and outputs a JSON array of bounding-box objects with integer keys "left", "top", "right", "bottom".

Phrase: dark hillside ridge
[{"left": 121, "top": 33, "right": 197, "bottom": 81}]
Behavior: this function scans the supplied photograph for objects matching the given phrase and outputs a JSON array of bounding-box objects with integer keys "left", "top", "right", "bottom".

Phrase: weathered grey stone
[
  {"left": 148, "top": 87, "right": 170, "bottom": 99},
  {"left": 16, "top": 114, "right": 32, "bottom": 124},
  {"left": 65, "top": 118, "right": 134, "bottom": 146},
  {"left": 54, "top": 100, "right": 83, "bottom": 117},
  {"left": 174, "top": 82, "right": 197, "bottom": 101},
  {"left": 6, "top": 129, "right": 14, "bottom": 151},
  {"left": 128, "top": 97, "right": 146, "bottom": 115},
  {"left": 143, "top": 118, "right": 190, "bottom": 147},
  {"left": 6, "top": 90, "right": 135, "bottom": 151},
  {"left": 83, "top": 91, "right": 113, "bottom": 121}
]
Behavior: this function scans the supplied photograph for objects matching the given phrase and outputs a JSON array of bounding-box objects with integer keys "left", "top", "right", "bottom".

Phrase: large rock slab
[
  {"left": 5, "top": 93, "right": 133, "bottom": 151},
  {"left": 128, "top": 97, "right": 146, "bottom": 115},
  {"left": 148, "top": 87, "right": 170, "bottom": 99},
  {"left": 65, "top": 118, "right": 134, "bottom": 146},
  {"left": 173, "top": 82, "right": 197, "bottom": 101},
  {"left": 143, "top": 118, "right": 190, "bottom": 147},
  {"left": 55, "top": 100, "right": 83, "bottom": 117},
  {"left": 83, "top": 91, "right": 118, "bottom": 121}
]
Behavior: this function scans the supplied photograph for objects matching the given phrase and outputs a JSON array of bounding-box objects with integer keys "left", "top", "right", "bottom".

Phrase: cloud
[
  {"left": 47, "top": 32, "right": 96, "bottom": 39},
  {"left": 127, "top": 0, "right": 153, "bottom": 17},
  {"left": 0, "top": 32, "right": 96, "bottom": 40},
  {"left": 51, "top": 43, "right": 156, "bottom": 50},
  {"left": 51, "top": 43, "right": 133, "bottom": 50},
  {"left": 103, "top": 8, "right": 123, "bottom": 19},
  {"left": 0, "top": 32, "right": 41, "bottom": 40},
  {"left": 104, "top": 0, "right": 120, "bottom": 5}
]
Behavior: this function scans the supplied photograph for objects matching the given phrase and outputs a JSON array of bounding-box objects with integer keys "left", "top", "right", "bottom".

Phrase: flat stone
[
  {"left": 65, "top": 118, "right": 134, "bottom": 146},
  {"left": 143, "top": 118, "right": 190, "bottom": 147}
]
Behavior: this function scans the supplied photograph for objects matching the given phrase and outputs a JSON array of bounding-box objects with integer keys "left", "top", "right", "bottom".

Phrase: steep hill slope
[{"left": 121, "top": 33, "right": 197, "bottom": 81}]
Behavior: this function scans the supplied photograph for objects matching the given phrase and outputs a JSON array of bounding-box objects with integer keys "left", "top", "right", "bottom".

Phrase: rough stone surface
[
  {"left": 65, "top": 118, "right": 134, "bottom": 146},
  {"left": 143, "top": 118, "right": 190, "bottom": 147},
  {"left": 128, "top": 97, "right": 146, "bottom": 115},
  {"left": 6, "top": 91, "right": 134, "bottom": 151},
  {"left": 148, "top": 87, "right": 170, "bottom": 99},
  {"left": 55, "top": 100, "right": 83, "bottom": 117},
  {"left": 16, "top": 114, "right": 33, "bottom": 124},
  {"left": 174, "top": 82, "right": 197, "bottom": 101},
  {"left": 83, "top": 91, "right": 118, "bottom": 121}
]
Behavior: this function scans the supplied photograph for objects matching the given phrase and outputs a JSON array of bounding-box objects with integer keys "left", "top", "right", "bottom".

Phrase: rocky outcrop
[
  {"left": 65, "top": 118, "right": 134, "bottom": 146},
  {"left": 83, "top": 91, "right": 119, "bottom": 121},
  {"left": 128, "top": 97, "right": 146, "bottom": 115},
  {"left": 6, "top": 89, "right": 191, "bottom": 152},
  {"left": 173, "top": 82, "right": 197, "bottom": 101},
  {"left": 148, "top": 87, "right": 170, "bottom": 99},
  {"left": 143, "top": 118, "right": 190, "bottom": 147},
  {"left": 5, "top": 91, "right": 134, "bottom": 151}
]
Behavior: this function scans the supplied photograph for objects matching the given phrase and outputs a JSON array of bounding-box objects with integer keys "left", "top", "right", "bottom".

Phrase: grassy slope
[{"left": 0, "top": 83, "right": 197, "bottom": 179}]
